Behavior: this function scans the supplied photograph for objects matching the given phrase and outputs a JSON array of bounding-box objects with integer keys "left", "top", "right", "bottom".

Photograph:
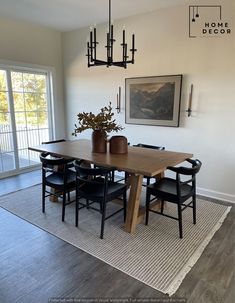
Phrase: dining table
[{"left": 29, "top": 139, "right": 193, "bottom": 233}]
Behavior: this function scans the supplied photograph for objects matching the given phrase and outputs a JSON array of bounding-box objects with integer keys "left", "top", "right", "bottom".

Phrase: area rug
[{"left": 0, "top": 185, "right": 231, "bottom": 296}]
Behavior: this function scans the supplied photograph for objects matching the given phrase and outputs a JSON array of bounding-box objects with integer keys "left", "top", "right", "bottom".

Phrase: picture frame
[{"left": 125, "top": 74, "right": 183, "bottom": 127}]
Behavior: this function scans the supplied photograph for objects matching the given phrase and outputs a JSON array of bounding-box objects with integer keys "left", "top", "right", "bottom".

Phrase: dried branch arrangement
[{"left": 72, "top": 102, "right": 124, "bottom": 136}]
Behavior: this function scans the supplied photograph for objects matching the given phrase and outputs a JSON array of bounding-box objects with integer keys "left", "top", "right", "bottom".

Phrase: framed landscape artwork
[{"left": 125, "top": 75, "right": 183, "bottom": 127}]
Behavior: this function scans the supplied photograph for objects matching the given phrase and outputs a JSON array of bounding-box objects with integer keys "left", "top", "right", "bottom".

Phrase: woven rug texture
[{"left": 0, "top": 185, "right": 231, "bottom": 295}]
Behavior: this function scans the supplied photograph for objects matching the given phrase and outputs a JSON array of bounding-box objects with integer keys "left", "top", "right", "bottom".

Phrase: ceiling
[{"left": 0, "top": 0, "right": 189, "bottom": 32}]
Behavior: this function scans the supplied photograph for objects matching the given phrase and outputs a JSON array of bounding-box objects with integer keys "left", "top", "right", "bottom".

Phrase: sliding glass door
[
  {"left": 0, "top": 69, "right": 16, "bottom": 173},
  {"left": 0, "top": 67, "right": 53, "bottom": 177}
]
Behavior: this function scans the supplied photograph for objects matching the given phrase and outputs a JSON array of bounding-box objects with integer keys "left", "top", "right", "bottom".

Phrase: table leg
[
  {"left": 124, "top": 171, "right": 165, "bottom": 233},
  {"left": 124, "top": 174, "right": 143, "bottom": 233},
  {"left": 155, "top": 171, "right": 165, "bottom": 210},
  {"left": 49, "top": 164, "right": 62, "bottom": 202},
  {"left": 156, "top": 171, "right": 164, "bottom": 180},
  {"left": 49, "top": 188, "right": 59, "bottom": 202}
]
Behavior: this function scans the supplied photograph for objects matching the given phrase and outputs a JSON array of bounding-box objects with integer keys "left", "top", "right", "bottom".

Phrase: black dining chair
[
  {"left": 145, "top": 158, "right": 202, "bottom": 238},
  {"left": 133, "top": 143, "right": 165, "bottom": 186},
  {"left": 39, "top": 152, "right": 76, "bottom": 221},
  {"left": 42, "top": 139, "right": 75, "bottom": 200},
  {"left": 73, "top": 160, "right": 127, "bottom": 239}
]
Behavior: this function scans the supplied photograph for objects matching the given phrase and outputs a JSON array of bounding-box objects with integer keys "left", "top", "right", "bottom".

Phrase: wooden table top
[{"left": 29, "top": 139, "right": 193, "bottom": 177}]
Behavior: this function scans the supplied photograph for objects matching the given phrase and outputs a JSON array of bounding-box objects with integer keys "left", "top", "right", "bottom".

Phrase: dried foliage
[{"left": 72, "top": 102, "right": 124, "bottom": 136}]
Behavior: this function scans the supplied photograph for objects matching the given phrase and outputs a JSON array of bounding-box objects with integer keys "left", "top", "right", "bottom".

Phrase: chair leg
[
  {"left": 86, "top": 199, "right": 90, "bottom": 209},
  {"left": 177, "top": 203, "right": 183, "bottom": 238},
  {"left": 145, "top": 190, "right": 151, "bottom": 225},
  {"left": 42, "top": 183, "right": 45, "bottom": 213},
  {"left": 146, "top": 177, "right": 150, "bottom": 186},
  {"left": 111, "top": 170, "right": 115, "bottom": 182},
  {"left": 99, "top": 201, "right": 103, "bottom": 213},
  {"left": 75, "top": 185, "right": 79, "bottom": 227},
  {"left": 124, "top": 172, "right": 129, "bottom": 183},
  {"left": 68, "top": 190, "right": 71, "bottom": 202},
  {"left": 62, "top": 191, "right": 66, "bottom": 222},
  {"left": 160, "top": 200, "right": 165, "bottom": 213},
  {"left": 100, "top": 201, "right": 107, "bottom": 239},
  {"left": 123, "top": 190, "right": 127, "bottom": 222},
  {"left": 193, "top": 194, "right": 196, "bottom": 224},
  {"left": 75, "top": 198, "right": 79, "bottom": 227}
]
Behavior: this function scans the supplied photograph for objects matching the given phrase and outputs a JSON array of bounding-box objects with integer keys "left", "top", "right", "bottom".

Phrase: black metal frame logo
[{"left": 189, "top": 5, "right": 231, "bottom": 38}]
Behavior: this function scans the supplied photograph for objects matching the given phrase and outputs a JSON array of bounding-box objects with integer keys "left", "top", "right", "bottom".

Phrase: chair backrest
[
  {"left": 39, "top": 152, "right": 71, "bottom": 166},
  {"left": 167, "top": 159, "right": 202, "bottom": 194},
  {"left": 41, "top": 139, "right": 66, "bottom": 144},
  {"left": 74, "top": 160, "right": 111, "bottom": 182},
  {"left": 73, "top": 160, "right": 114, "bottom": 197},
  {"left": 133, "top": 143, "right": 165, "bottom": 150},
  {"left": 168, "top": 159, "right": 202, "bottom": 176},
  {"left": 41, "top": 140, "right": 74, "bottom": 165},
  {"left": 39, "top": 152, "right": 72, "bottom": 184}
]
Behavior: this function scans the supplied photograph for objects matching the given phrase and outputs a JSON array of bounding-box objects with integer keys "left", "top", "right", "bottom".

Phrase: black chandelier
[{"left": 87, "top": 0, "right": 137, "bottom": 68}]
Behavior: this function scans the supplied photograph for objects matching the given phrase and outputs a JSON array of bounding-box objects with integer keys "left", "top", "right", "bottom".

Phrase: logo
[{"left": 189, "top": 5, "right": 232, "bottom": 38}]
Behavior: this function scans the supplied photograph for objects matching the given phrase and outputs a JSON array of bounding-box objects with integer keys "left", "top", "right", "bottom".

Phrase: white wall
[
  {"left": 62, "top": 1, "right": 235, "bottom": 202},
  {"left": 0, "top": 17, "right": 65, "bottom": 138}
]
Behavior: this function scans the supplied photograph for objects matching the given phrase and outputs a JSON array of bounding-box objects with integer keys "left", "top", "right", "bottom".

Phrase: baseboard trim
[{"left": 197, "top": 187, "right": 235, "bottom": 204}]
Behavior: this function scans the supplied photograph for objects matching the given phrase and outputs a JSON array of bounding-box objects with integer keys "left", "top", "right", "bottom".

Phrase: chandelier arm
[
  {"left": 112, "top": 62, "right": 126, "bottom": 67},
  {"left": 94, "top": 59, "right": 109, "bottom": 65},
  {"left": 89, "top": 63, "right": 107, "bottom": 67}
]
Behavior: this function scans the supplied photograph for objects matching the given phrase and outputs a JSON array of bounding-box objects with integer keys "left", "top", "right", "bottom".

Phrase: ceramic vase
[
  {"left": 91, "top": 130, "right": 107, "bottom": 153},
  {"left": 109, "top": 135, "right": 128, "bottom": 154}
]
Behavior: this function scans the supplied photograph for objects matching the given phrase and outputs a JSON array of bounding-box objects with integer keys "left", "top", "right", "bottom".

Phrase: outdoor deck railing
[{"left": 0, "top": 124, "right": 49, "bottom": 172}]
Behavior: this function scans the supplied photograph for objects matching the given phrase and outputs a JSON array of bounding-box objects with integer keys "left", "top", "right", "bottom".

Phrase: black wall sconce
[
  {"left": 116, "top": 86, "right": 121, "bottom": 113},
  {"left": 186, "top": 84, "right": 193, "bottom": 117}
]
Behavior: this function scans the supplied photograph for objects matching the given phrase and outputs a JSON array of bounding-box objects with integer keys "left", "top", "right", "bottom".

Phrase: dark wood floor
[
  {"left": 0, "top": 172, "right": 234, "bottom": 303},
  {"left": 0, "top": 169, "right": 41, "bottom": 196}
]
